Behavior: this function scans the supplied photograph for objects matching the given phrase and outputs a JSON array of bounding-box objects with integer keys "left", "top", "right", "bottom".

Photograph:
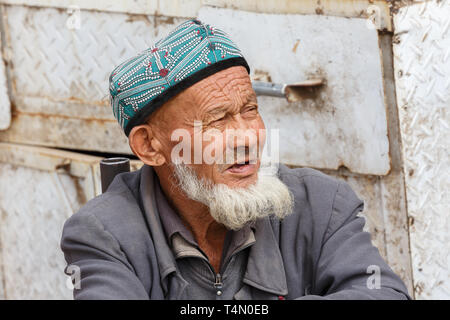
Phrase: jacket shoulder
[
  {"left": 278, "top": 165, "right": 341, "bottom": 196},
  {"left": 61, "top": 169, "right": 149, "bottom": 257},
  {"left": 277, "top": 164, "right": 364, "bottom": 241}
]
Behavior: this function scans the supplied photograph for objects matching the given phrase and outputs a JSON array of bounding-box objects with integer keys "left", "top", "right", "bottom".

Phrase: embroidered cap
[{"left": 109, "top": 19, "right": 250, "bottom": 136}]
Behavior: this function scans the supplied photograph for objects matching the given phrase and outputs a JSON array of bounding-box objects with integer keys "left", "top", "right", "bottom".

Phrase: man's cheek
[
  {"left": 251, "top": 119, "right": 266, "bottom": 161},
  {"left": 203, "top": 129, "right": 225, "bottom": 166}
]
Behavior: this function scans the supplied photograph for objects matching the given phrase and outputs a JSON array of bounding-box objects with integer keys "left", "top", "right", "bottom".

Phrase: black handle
[{"left": 100, "top": 157, "right": 130, "bottom": 193}]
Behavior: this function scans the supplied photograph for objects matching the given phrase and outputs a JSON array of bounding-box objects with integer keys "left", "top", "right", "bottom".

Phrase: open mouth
[{"left": 225, "top": 159, "right": 257, "bottom": 175}]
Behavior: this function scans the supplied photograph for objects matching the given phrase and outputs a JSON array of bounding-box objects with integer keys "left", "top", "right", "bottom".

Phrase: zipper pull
[{"left": 214, "top": 273, "right": 223, "bottom": 296}]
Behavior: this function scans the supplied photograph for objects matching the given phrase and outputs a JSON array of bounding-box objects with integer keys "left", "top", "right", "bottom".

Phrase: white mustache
[{"left": 172, "top": 163, "right": 294, "bottom": 230}]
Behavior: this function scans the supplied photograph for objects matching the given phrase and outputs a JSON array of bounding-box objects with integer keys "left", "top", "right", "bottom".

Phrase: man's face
[{"left": 153, "top": 66, "right": 266, "bottom": 188}]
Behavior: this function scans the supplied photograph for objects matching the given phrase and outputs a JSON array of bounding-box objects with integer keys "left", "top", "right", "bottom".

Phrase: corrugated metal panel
[
  {"left": 378, "top": 32, "right": 414, "bottom": 296},
  {"left": 199, "top": 7, "right": 390, "bottom": 175},
  {"left": 393, "top": 0, "right": 450, "bottom": 299}
]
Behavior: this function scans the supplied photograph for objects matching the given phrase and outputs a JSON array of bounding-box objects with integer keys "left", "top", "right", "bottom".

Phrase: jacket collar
[
  {"left": 139, "top": 165, "right": 178, "bottom": 293},
  {"left": 239, "top": 217, "right": 288, "bottom": 297},
  {"left": 138, "top": 164, "right": 288, "bottom": 298}
]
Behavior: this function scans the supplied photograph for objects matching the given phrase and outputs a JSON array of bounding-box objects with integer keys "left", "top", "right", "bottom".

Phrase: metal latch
[{"left": 252, "top": 78, "right": 325, "bottom": 102}]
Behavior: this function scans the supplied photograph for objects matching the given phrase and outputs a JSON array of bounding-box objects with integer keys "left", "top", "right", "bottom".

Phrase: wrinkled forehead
[
  {"left": 179, "top": 66, "right": 256, "bottom": 112},
  {"left": 149, "top": 66, "right": 256, "bottom": 127}
]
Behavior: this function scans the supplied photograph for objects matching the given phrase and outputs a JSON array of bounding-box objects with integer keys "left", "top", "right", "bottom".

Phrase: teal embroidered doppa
[{"left": 109, "top": 19, "right": 250, "bottom": 136}]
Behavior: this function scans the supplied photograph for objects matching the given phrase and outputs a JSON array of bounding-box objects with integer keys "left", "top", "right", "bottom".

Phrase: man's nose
[
  {"left": 224, "top": 115, "right": 259, "bottom": 162},
  {"left": 226, "top": 116, "right": 257, "bottom": 146}
]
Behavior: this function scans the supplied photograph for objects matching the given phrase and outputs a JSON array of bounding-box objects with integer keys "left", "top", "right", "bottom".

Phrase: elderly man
[{"left": 61, "top": 20, "right": 410, "bottom": 300}]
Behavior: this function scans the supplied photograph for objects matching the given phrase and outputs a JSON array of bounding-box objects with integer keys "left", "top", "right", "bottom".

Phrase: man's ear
[{"left": 128, "top": 124, "right": 166, "bottom": 166}]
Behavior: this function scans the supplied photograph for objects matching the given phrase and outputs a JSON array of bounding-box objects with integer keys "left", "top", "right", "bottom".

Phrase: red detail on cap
[
  {"left": 151, "top": 48, "right": 158, "bottom": 53},
  {"left": 159, "top": 68, "right": 168, "bottom": 77},
  {"left": 278, "top": 296, "right": 285, "bottom": 300}
]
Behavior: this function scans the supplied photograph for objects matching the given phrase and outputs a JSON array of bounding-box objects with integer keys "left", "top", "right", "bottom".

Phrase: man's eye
[
  {"left": 213, "top": 116, "right": 225, "bottom": 122},
  {"left": 209, "top": 116, "right": 225, "bottom": 126},
  {"left": 244, "top": 106, "right": 258, "bottom": 113}
]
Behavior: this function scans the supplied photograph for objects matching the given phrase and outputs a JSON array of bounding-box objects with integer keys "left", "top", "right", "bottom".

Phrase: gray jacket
[{"left": 60, "top": 164, "right": 410, "bottom": 300}]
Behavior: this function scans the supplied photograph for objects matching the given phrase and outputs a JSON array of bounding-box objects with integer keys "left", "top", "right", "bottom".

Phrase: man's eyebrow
[
  {"left": 245, "top": 91, "right": 258, "bottom": 103},
  {"left": 199, "top": 104, "right": 229, "bottom": 124},
  {"left": 205, "top": 105, "right": 230, "bottom": 116},
  {"left": 203, "top": 91, "right": 258, "bottom": 118}
]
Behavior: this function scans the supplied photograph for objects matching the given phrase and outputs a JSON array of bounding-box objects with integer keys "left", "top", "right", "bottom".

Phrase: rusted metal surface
[
  {"left": 0, "top": 143, "right": 142, "bottom": 299},
  {"left": 0, "top": 162, "right": 79, "bottom": 299},
  {"left": 0, "top": 0, "right": 393, "bottom": 30},
  {"left": 0, "top": 233, "right": 4, "bottom": 299},
  {"left": 0, "top": 112, "right": 131, "bottom": 154},
  {"left": 0, "top": 143, "right": 116, "bottom": 299},
  {"left": 0, "top": 142, "right": 103, "bottom": 200},
  {"left": 393, "top": 0, "right": 450, "bottom": 299},
  {"left": 0, "top": 5, "right": 10, "bottom": 131},
  {"left": 0, "top": 5, "right": 185, "bottom": 153},
  {"left": 199, "top": 7, "right": 391, "bottom": 175},
  {"left": 378, "top": 31, "right": 414, "bottom": 296},
  {"left": 203, "top": 0, "right": 393, "bottom": 30}
]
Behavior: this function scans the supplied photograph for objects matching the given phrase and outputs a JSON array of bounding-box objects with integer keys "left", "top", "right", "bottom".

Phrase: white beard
[{"left": 172, "top": 163, "right": 294, "bottom": 230}]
